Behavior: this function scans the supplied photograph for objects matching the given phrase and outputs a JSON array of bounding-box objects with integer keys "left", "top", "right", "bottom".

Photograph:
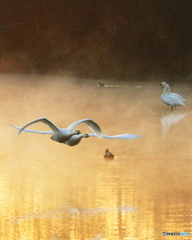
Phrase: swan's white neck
[
  {"left": 166, "top": 84, "right": 171, "bottom": 94},
  {"left": 161, "top": 85, "right": 169, "bottom": 97}
]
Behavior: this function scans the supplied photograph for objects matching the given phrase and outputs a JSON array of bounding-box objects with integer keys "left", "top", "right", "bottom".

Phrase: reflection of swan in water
[
  {"left": 9, "top": 117, "right": 103, "bottom": 144},
  {"left": 160, "top": 82, "right": 186, "bottom": 110},
  {"left": 161, "top": 112, "right": 186, "bottom": 137},
  {"left": 10, "top": 124, "right": 141, "bottom": 146}
]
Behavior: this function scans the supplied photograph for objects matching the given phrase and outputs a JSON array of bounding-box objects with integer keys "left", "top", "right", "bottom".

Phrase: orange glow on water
[{"left": 0, "top": 74, "right": 191, "bottom": 240}]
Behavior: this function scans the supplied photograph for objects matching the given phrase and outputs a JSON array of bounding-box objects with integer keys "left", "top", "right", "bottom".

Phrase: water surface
[{"left": 0, "top": 75, "right": 191, "bottom": 240}]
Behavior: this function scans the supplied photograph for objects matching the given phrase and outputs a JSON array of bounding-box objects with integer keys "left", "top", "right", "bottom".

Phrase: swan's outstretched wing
[
  {"left": 16, "top": 117, "right": 59, "bottom": 135},
  {"left": 67, "top": 118, "right": 103, "bottom": 138},
  {"left": 9, "top": 124, "right": 53, "bottom": 134},
  {"left": 88, "top": 133, "right": 141, "bottom": 139}
]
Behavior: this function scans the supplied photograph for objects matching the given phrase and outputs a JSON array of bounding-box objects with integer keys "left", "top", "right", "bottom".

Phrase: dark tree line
[{"left": 0, "top": 0, "right": 192, "bottom": 80}]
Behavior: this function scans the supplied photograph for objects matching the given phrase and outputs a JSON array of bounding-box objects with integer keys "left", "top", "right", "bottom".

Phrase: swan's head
[
  {"left": 160, "top": 82, "right": 167, "bottom": 88},
  {"left": 75, "top": 129, "right": 81, "bottom": 134},
  {"left": 84, "top": 133, "right": 89, "bottom": 138}
]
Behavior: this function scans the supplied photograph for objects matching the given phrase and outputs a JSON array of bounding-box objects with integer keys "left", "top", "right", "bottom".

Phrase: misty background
[{"left": 0, "top": 0, "right": 192, "bottom": 82}]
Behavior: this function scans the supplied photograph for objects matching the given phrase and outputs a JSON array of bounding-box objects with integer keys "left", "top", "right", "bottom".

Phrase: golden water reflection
[{"left": 0, "top": 75, "right": 192, "bottom": 240}]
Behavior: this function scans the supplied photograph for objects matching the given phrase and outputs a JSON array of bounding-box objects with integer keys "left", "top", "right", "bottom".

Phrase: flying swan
[
  {"left": 9, "top": 123, "right": 141, "bottom": 146},
  {"left": 160, "top": 82, "right": 185, "bottom": 110},
  {"left": 10, "top": 117, "right": 103, "bottom": 143}
]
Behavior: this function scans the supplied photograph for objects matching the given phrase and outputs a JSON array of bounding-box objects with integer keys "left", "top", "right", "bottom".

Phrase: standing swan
[
  {"left": 162, "top": 82, "right": 186, "bottom": 103},
  {"left": 12, "top": 117, "right": 103, "bottom": 143},
  {"left": 160, "top": 82, "right": 185, "bottom": 110}
]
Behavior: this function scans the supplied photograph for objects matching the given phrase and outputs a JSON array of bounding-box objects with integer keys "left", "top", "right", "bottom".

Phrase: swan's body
[
  {"left": 104, "top": 149, "right": 114, "bottom": 160},
  {"left": 160, "top": 82, "right": 185, "bottom": 110},
  {"left": 10, "top": 124, "right": 141, "bottom": 146},
  {"left": 163, "top": 82, "right": 186, "bottom": 103},
  {"left": 65, "top": 133, "right": 89, "bottom": 146},
  {"left": 12, "top": 117, "right": 103, "bottom": 143}
]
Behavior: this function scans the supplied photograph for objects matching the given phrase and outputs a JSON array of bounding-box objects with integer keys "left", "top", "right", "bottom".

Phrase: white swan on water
[
  {"left": 10, "top": 117, "right": 103, "bottom": 144},
  {"left": 163, "top": 82, "right": 186, "bottom": 103},
  {"left": 9, "top": 124, "right": 141, "bottom": 146},
  {"left": 160, "top": 82, "right": 186, "bottom": 110}
]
